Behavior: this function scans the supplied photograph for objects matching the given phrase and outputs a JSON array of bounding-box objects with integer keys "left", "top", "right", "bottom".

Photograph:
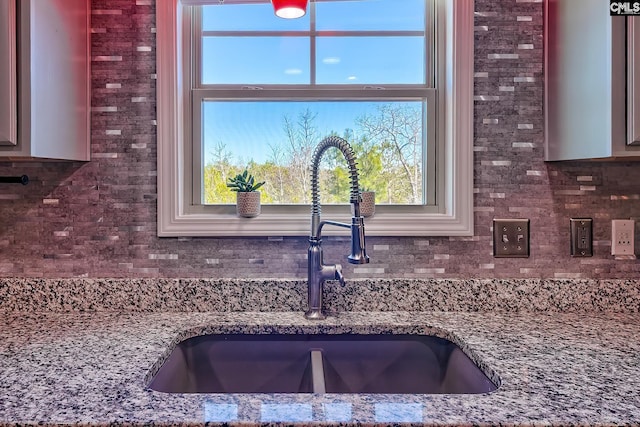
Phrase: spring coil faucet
[{"left": 306, "top": 136, "right": 370, "bottom": 320}]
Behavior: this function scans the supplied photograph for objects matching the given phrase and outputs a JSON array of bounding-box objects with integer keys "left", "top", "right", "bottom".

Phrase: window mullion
[
  {"left": 201, "top": 30, "right": 310, "bottom": 36},
  {"left": 310, "top": 1, "right": 316, "bottom": 85},
  {"left": 193, "top": 7, "right": 203, "bottom": 88},
  {"left": 202, "top": 30, "right": 424, "bottom": 37},
  {"left": 195, "top": 87, "right": 433, "bottom": 100},
  {"left": 426, "top": 0, "right": 435, "bottom": 87}
]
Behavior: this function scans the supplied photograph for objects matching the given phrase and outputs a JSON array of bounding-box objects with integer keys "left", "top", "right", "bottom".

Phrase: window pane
[
  {"left": 202, "top": 37, "right": 310, "bottom": 84},
  {"left": 316, "top": 0, "right": 425, "bottom": 31},
  {"left": 202, "top": 3, "right": 309, "bottom": 31},
  {"left": 316, "top": 36, "right": 425, "bottom": 84},
  {"left": 201, "top": 100, "right": 424, "bottom": 205}
]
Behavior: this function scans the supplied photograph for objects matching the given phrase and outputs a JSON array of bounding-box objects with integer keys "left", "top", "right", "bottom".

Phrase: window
[
  {"left": 194, "top": 0, "right": 434, "bottom": 207},
  {"left": 157, "top": 0, "right": 474, "bottom": 237}
]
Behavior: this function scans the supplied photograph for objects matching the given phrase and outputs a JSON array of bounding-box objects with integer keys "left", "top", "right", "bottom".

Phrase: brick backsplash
[{"left": 0, "top": 0, "right": 638, "bottom": 279}]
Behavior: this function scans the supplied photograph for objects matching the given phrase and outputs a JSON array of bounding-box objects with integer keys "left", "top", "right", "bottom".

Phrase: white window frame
[{"left": 157, "top": 0, "right": 474, "bottom": 237}]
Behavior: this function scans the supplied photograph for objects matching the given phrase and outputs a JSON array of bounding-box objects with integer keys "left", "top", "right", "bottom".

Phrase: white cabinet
[
  {"left": 0, "top": 0, "right": 90, "bottom": 161},
  {"left": 0, "top": 0, "right": 17, "bottom": 146},
  {"left": 545, "top": 0, "right": 640, "bottom": 161},
  {"left": 630, "top": 17, "right": 640, "bottom": 146}
]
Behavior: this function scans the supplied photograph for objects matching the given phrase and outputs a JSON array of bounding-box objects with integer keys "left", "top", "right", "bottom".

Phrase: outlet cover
[
  {"left": 570, "top": 218, "right": 593, "bottom": 257},
  {"left": 611, "top": 219, "right": 635, "bottom": 256},
  {"left": 493, "top": 219, "right": 530, "bottom": 258}
]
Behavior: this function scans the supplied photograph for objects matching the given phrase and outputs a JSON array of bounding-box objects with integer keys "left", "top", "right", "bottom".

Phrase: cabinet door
[
  {"left": 0, "top": 0, "right": 17, "bottom": 146},
  {"left": 24, "top": 0, "right": 90, "bottom": 160},
  {"left": 629, "top": 16, "right": 640, "bottom": 146}
]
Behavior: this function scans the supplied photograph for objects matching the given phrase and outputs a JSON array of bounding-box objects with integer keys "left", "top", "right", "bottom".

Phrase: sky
[
  {"left": 199, "top": 0, "right": 426, "bottom": 166},
  {"left": 203, "top": 100, "right": 423, "bottom": 165}
]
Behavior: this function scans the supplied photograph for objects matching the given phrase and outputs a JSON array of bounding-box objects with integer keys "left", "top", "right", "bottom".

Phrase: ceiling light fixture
[{"left": 271, "top": 0, "right": 308, "bottom": 19}]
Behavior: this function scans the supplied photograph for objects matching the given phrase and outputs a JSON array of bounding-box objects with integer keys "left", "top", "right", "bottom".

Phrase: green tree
[
  {"left": 203, "top": 163, "right": 236, "bottom": 204},
  {"left": 203, "top": 142, "right": 237, "bottom": 204},
  {"left": 345, "top": 130, "right": 387, "bottom": 201}
]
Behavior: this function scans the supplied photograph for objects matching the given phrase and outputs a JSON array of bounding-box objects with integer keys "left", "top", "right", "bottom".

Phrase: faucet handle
[{"left": 335, "top": 264, "right": 345, "bottom": 286}]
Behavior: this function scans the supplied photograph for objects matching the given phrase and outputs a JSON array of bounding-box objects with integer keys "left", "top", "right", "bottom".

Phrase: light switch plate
[
  {"left": 570, "top": 218, "right": 593, "bottom": 257},
  {"left": 493, "top": 219, "right": 530, "bottom": 258}
]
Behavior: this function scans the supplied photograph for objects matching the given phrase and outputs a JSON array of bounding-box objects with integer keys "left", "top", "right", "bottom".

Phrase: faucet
[{"left": 305, "top": 136, "right": 370, "bottom": 320}]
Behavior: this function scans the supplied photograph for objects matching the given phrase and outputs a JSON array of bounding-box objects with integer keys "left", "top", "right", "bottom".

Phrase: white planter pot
[
  {"left": 354, "top": 191, "right": 375, "bottom": 217},
  {"left": 236, "top": 191, "right": 261, "bottom": 218}
]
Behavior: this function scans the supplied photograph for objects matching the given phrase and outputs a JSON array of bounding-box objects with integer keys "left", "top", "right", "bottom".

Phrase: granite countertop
[{"left": 2, "top": 309, "right": 640, "bottom": 426}]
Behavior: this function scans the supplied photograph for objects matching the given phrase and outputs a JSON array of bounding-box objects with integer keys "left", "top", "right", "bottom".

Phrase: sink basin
[{"left": 148, "top": 334, "right": 497, "bottom": 394}]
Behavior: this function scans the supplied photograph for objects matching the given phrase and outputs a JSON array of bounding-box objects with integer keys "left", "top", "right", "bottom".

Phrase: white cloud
[{"left": 322, "top": 57, "right": 341, "bottom": 65}]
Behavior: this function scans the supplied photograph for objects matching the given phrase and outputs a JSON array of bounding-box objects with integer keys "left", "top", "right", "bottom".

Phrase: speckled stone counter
[
  {"left": 2, "top": 278, "right": 640, "bottom": 312},
  {"left": 2, "top": 310, "right": 640, "bottom": 426},
  {"left": 1, "top": 278, "right": 640, "bottom": 426}
]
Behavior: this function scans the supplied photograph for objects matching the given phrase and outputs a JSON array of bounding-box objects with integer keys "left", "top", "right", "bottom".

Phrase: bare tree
[
  {"left": 357, "top": 104, "right": 422, "bottom": 204},
  {"left": 209, "top": 141, "right": 234, "bottom": 183},
  {"left": 283, "top": 109, "right": 320, "bottom": 203},
  {"left": 267, "top": 143, "right": 287, "bottom": 203}
]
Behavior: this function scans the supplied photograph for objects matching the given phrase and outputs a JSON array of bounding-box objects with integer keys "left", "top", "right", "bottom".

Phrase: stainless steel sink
[{"left": 148, "top": 334, "right": 497, "bottom": 394}]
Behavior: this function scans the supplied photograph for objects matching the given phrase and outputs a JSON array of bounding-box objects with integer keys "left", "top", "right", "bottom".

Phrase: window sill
[{"left": 157, "top": 205, "right": 474, "bottom": 237}]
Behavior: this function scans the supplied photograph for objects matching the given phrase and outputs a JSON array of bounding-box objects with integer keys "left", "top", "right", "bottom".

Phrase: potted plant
[
  {"left": 226, "top": 169, "right": 265, "bottom": 218},
  {"left": 354, "top": 187, "right": 375, "bottom": 218}
]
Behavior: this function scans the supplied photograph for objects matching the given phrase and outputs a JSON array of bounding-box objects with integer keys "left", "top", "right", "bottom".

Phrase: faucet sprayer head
[{"left": 348, "top": 216, "right": 369, "bottom": 264}]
